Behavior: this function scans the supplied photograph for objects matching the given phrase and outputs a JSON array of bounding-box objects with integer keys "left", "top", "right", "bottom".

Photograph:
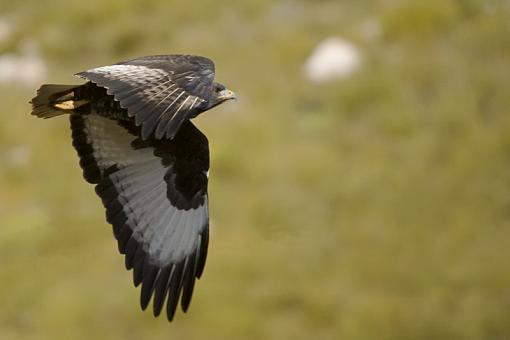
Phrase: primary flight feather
[{"left": 30, "top": 55, "right": 236, "bottom": 321}]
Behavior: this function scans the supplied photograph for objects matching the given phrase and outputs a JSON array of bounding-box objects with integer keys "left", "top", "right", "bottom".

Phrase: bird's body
[
  {"left": 30, "top": 55, "right": 236, "bottom": 321},
  {"left": 77, "top": 83, "right": 125, "bottom": 119}
]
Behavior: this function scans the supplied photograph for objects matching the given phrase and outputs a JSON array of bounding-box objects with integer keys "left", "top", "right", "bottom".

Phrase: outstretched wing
[
  {"left": 76, "top": 55, "right": 215, "bottom": 140},
  {"left": 70, "top": 114, "right": 209, "bottom": 321}
]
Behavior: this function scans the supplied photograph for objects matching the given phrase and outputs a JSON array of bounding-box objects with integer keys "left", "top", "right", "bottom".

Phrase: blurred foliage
[{"left": 1, "top": 0, "right": 510, "bottom": 339}]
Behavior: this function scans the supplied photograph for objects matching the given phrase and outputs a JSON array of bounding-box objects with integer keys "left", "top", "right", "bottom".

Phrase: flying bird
[{"left": 30, "top": 55, "right": 236, "bottom": 321}]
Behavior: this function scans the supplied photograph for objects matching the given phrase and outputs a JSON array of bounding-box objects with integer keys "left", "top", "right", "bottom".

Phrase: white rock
[
  {"left": 0, "top": 41, "right": 47, "bottom": 87},
  {"left": 304, "top": 37, "right": 362, "bottom": 83}
]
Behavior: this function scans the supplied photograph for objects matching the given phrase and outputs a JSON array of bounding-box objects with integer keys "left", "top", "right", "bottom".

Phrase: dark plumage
[{"left": 30, "top": 55, "right": 236, "bottom": 321}]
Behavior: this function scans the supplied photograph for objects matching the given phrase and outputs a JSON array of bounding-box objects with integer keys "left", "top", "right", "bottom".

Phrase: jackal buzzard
[{"left": 30, "top": 55, "right": 236, "bottom": 321}]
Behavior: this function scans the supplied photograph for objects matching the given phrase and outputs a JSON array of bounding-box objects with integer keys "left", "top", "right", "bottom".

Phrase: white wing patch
[
  {"left": 80, "top": 114, "right": 208, "bottom": 266},
  {"left": 88, "top": 65, "right": 169, "bottom": 95}
]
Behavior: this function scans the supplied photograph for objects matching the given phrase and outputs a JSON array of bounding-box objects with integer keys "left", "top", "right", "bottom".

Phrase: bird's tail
[{"left": 30, "top": 84, "right": 87, "bottom": 118}]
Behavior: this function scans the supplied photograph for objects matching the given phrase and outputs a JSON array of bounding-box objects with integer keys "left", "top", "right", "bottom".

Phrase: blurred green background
[{"left": 1, "top": 0, "right": 510, "bottom": 339}]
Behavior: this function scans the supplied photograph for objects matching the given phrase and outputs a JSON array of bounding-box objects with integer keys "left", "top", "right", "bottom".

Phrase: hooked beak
[{"left": 217, "top": 88, "right": 237, "bottom": 101}]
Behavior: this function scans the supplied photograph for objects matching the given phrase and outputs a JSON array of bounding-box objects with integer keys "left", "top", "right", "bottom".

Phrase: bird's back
[{"left": 74, "top": 82, "right": 129, "bottom": 121}]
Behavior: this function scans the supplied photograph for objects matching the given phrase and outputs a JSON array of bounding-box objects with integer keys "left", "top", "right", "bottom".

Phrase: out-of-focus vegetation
[{"left": 1, "top": 0, "right": 510, "bottom": 338}]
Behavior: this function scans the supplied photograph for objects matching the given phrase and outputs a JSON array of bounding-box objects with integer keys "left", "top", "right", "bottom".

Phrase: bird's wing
[
  {"left": 70, "top": 114, "right": 209, "bottom": 321},
  {"left": 76, "top": 55, "right": 215, "bottom": 140}
]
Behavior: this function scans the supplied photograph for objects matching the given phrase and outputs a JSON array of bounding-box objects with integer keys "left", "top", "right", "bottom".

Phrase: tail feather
[{"left": 30, "top": 84, "right": 83, "bottom": 118}]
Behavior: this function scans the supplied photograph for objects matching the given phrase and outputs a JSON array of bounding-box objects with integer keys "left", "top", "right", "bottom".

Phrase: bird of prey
[{"left": 30, "top": 55, "right": 236, "bottom": 321}]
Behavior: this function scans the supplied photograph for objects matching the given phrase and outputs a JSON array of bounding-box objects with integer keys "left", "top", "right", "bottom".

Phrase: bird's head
[{"left": 209, "top": 82, "right": 236, "bottom": 108}]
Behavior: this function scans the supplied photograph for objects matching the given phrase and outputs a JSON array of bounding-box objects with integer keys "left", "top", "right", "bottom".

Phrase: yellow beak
[{"left": 217, "top": 89, "right": 237, "bottom": 101}]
